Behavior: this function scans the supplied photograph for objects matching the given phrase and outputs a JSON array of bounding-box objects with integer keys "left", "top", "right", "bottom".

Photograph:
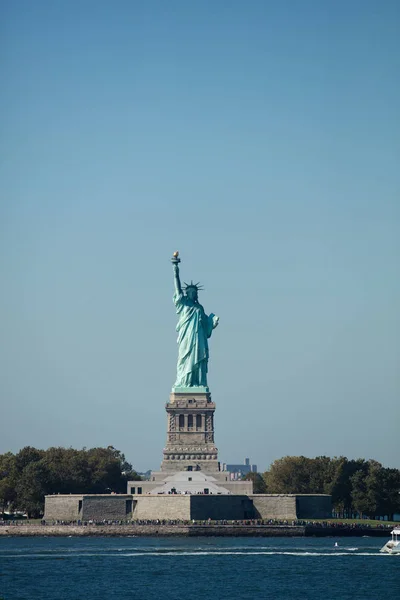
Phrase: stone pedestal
[{"left": 161, "top": 389, "right": 219, "bottom": 472}]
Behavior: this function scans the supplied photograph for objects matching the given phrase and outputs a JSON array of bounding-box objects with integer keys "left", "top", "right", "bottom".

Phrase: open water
[{"left": 0, "top": 535, "right": 397, "bottom": 600}]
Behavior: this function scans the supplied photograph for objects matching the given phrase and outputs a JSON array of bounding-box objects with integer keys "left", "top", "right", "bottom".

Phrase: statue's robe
[{"left": 173, "top": 291, "right": 215, "bottom": 388}]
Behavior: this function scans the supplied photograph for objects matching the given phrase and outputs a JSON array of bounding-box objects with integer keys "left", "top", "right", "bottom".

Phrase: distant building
[{"left": 222, "top": 457, "right": 257, "bottom": 480}]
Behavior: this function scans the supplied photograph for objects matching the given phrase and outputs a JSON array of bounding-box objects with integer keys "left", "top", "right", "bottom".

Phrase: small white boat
[{"left": 380, "top": 527, "right": 400, "bottom": 554}]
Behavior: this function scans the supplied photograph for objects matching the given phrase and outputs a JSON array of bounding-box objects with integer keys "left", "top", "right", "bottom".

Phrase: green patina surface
[
  {"left": 172, "top": 386, "right": 209, "bottom": 394},
  {"left": 171, "top": 254, "right": 219, "bottom": 391}
]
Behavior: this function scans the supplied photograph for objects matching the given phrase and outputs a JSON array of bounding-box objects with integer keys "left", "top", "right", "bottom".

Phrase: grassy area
[
  {"left": 309, "top": 518, "right": 398, "bottom": 527},
  {"left": 1, "top": 518, "right": 43, "bottom": 524},
  {"left": 24, "top": 519, "right": 43, "bottom": 524}
]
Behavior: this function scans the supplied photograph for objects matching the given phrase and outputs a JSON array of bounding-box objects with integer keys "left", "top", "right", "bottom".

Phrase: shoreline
[{"left": 0, "top": 524, "right": 391, "bottom": 537}]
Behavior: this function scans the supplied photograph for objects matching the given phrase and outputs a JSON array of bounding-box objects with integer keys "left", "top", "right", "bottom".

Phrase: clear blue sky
[{"left": 1, "top": 0, "right": 399, "bottom": 472}]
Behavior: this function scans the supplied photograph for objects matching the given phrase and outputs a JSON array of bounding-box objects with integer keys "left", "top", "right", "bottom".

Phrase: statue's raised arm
[
  {"left": 171, "top": 251, "right": 182, "bottom": 297},
  {"left": 170, "top": 251, "right": 219, "bottom": 391}
]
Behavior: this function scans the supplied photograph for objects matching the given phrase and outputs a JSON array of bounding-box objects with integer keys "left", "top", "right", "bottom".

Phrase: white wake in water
[{"left": 2, "top": 550, "right": 388, "bottom": 558}]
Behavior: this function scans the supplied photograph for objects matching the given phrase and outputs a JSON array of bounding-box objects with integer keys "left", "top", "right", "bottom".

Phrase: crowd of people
[{"left": 0, "top": 518, "right": 395, "bottom": 529}]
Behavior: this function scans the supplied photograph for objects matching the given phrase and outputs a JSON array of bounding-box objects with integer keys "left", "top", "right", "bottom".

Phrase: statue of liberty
[{"left": 171, "top": 252, "right": 219, "bottom": 390}]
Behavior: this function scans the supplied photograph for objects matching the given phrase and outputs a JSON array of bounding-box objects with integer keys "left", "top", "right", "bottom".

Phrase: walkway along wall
[{"left": 1, "top": 524, "right": 391, "bottom": 538}]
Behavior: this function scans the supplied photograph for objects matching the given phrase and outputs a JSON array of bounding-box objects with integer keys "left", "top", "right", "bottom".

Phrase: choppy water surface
[{"left": 0, "top": 536, "right": 397, "bottom": 599}]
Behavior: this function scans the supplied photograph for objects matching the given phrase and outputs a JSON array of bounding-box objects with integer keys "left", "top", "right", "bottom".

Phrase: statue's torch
[{"left": 171, "top": 251, "right": 181, "bottom": 265}]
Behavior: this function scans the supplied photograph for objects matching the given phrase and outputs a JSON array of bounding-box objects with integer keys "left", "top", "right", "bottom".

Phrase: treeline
[
  {"left": 0, "top": 446, "right": 141, "bottom": 518},
  {"left": 246, "top": 456, "right": 400, "bottom": 520}
]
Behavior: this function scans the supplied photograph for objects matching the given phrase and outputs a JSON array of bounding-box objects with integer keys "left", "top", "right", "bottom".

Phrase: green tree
[
  {"left": 307, "top": 456, "right": 340, "bottom": 494},
  {"left": 263, "top": 455, "right": 378, "bottom": 518},
  {"left": 86, "top": 447, "right": 129, "bottom": 493},
  {"left": 243, "top": 472, "right": 267, "bottom": 493},
  {"left": 3, "top": 446, "right": 141, "bottom": 516},
  {"left": 15, "top": 447, "right": 45, "bottom": 472},
  {"left": 0, "top": 453, "right": 18, "bottom": 515},
  {"left": 350, "top": 469, "right": 371, "bottom": 517},
  {"left": 264, "top": 456, "right": 319, "bottom": 494},
  {"left": 15, "top": 461, "right": 52, "bottom": 518},
  {"left": 378, "top": 468, "right": 400, "bottom": 520},
  {"left": 326, "top": 457, "right": 367, "bottom": 517},
  {"left": 351, "top": 461, "right": 400, "bottom": 519}
]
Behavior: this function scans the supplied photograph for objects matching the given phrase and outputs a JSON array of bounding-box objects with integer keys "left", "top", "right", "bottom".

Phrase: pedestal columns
[{"left": 161, "top": 390, "right": 219, "bottom": 473}]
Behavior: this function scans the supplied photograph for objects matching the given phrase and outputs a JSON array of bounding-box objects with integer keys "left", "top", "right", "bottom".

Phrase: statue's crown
[{"left": 183, "top": 280, "right": 203, "bottom": 292}]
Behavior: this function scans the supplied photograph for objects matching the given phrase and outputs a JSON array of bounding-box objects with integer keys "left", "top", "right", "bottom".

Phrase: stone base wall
[
  {"left": 44, "top": 493, "right": 331, "bottom": 522},
  {"left": 82, "top": 496, "right": 132, "bottom": 521},
  {"left": 133, "top": 495, "right": 191, "bottom": 521},
  {"left": 44, "top": 495, "right": 133, "bottom": 522},
  {"left": 250, "top": 494, "right": 332, "bottom": 520},
  {"left": 134, "top": 495, "right": 266, "bottom": 521},
  {"left": 296, "top": 495, "right": 332, "bottom": 519},
  {"left": 190, "top": 495, "right": 254, "bottom": 520},
  {"left": 45, "top": 496, "right": 82, "bottom": 521},
  {"left": 250, "top": 495, "right": 297, "bottom": 520},
  {"left": 222, "top": 481, "right": 253, "bottom": 495}
]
